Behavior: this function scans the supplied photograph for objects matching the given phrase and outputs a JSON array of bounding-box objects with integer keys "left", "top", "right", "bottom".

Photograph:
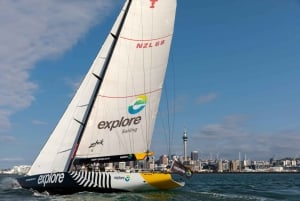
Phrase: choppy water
[{"left": 1, "top": 173, "right": 299, "bottom": 201}]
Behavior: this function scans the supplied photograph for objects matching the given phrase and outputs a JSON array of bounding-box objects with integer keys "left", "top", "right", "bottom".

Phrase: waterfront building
[
  {"left": 217, "top": 160, "right": 223, "bottom": 172},
  {"left": 191, "top": 151, "right": 199, "bottom": 161},
  {"left": 231, "top": 160, "right": 240, "bottom": 172},
  {"left": 222, "top": 160, "right": 230, "bottom": 172}
]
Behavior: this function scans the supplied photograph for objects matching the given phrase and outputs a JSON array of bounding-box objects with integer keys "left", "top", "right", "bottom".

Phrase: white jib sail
[
  {"left": 28, "top": 1, "right": 131, "bottom": 175},
  {"left": 76, "top": 0, "right": 176, "bottom": 159}
]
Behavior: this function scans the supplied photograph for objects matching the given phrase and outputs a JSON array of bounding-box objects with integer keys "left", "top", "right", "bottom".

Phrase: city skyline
[{"left": 0, "top": 1, "right": 300, "bottom": 169}]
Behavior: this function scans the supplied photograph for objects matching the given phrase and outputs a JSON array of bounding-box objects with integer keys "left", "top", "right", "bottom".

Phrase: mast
[{"left": 66, "top": 0, "right": 132, "bottom": 171}]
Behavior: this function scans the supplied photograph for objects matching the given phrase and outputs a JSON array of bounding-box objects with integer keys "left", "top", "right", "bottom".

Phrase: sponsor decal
[
  {"left": 119, "top": 154, "right": 133, "bottom": 160},
  {"left": 37, "top": 173, "right": 65, "bottom": 187},
  {"left": 122, "top": 128, "right": 137, "bottom": 134},
  {"left": 89, "top": 139, "right": 104, "bottom": 148},
  {"left": 136, "top": 40, "right": 165, "bottom": 49},
  {"left": 114, "top": 175, "right": 130, "bottom": 182},
  {"left": 98, "top": 116, "right": 141, "bottom": 131},
  {"left": 125, "top": 175, "right": 130, "bottom": 182},
  {"left": 150, "top": 0, "right": 158, "bottom": 8},
  {"left": 128, "top": 95, "right": 147, "bottom": 114},
  {"left": 97, "top": 95, "right": 146, "bottom": 132},
  {"left": 25, "top": 177, "right": 36, "bottom": 182}
]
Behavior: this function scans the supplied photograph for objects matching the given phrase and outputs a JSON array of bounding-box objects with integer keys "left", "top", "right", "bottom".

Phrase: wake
[{"left": 0, "top": 175, "right": 21, "bottom": 190}]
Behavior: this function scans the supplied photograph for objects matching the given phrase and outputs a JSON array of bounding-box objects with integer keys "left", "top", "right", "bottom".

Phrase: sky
[{"left": 0, "top": 0, "right": 300, "bottom": 169}]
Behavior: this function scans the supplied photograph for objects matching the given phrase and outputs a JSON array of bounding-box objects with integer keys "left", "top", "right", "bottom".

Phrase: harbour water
[{"left": 1, "top": 173, "right": 299, "bottom": 201}]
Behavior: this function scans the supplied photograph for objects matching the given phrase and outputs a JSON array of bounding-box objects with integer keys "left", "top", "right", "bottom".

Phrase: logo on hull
[
  {"left": 114, "top": 175, "right": 131, "bottom": 182},
  {"left": 37, "top": 173, "right": 65, "bottom": 187}
]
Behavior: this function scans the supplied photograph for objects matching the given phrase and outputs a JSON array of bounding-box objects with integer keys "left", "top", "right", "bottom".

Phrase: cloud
[
  {"left": 0, "top": 0, "right": 115, "bottom": 132},
  {"left": 0, "top": 135, "right": 16, "bottom": 142},
  {"left": 0, "top": 110, "right": 12, "bottom": 131},
  {"left": 266, "top": 130, "right": 300, "bottom": 158},
  {"left": 32, "top": 120, "right": 47, "bottom": 125},
  {"left": 63, "top": 76, "right": 84, "bottom": 97},
  {"left": 0, "top": 158, "right": 23, "bottom": 162},
  {"left": 200, "top": 114, "right": 248, "bottom": 138},
  {"left": 189, "top": 115, "right": 300, "bottom": 160},
  {"left": 196, "top": 93, "right": 218, "bottom": 104}
]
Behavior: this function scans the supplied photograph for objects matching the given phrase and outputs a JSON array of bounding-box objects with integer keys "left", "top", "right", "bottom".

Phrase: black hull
[{"left": 17, "top": 172, "right": 126, "bottom": 195}]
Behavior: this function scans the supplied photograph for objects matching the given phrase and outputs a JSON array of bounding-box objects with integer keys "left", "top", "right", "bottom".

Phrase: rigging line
[
  {"left": 170, "top": 43, "right": 177, "bottom": 158},
  {"left": 161, "top": 88, "right": 170, "bottom": 156},
  {"left": 147, "top": 5, "right": 154, "bottom": 153},
  {"left": 164, "top": 74, "right": 174, "bottom": 159},
  {"left": 145, "top": 5, "right": 157, "bottom": 153},
  {"left": 165, "top": 82, "right": 172, "bottom": 158},
  {"left": 140, "top": 2, "right": 149, "bottom": 152},
  {"left": 66, "top": 0, "right": 133, "bottom": 171},
  {"left": 163, "top": 37, "right": 177, "bottom": 159}
]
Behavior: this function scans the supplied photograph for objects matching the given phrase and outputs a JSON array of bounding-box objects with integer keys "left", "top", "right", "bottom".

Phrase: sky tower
[{"left": 183, "top": 129, "right": 188, "bottom": 162}]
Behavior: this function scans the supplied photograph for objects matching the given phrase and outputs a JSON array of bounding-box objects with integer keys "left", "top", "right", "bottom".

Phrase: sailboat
[{"left": 17, "top": 0, "right": 190, "bottom": 194}]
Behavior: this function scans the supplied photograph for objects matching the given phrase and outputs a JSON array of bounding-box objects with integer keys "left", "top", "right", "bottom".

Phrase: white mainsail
[
  {"left": 28, "top": 0, "right": 176, "bottom": 175},
  {"left": 76, "top": 0, "right": 176, "bottom": 159}
]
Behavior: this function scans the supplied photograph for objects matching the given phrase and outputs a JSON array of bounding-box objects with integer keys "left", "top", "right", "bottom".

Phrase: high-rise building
[
  {"left": 217, "top": 160, "right": 223, "bottom": 172},
  {"left": 191, "top": 151, "right": 199, "bottom": 161}
]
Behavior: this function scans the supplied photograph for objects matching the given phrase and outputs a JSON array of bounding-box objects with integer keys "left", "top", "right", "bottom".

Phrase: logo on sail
[
  {"left": 97, "top": 95, "right": 146, "bottom": 132},
  {"left": 128, "top": 95, "right": 147, "bottom": 115},
  {"left": 89, "top": 139, "right": 104, "bottom": 148}
]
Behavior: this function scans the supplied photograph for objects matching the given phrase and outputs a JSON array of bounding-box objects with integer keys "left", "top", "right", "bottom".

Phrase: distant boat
[{"left": 17, "top": 0, "right": 191, "bottom": 194}]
